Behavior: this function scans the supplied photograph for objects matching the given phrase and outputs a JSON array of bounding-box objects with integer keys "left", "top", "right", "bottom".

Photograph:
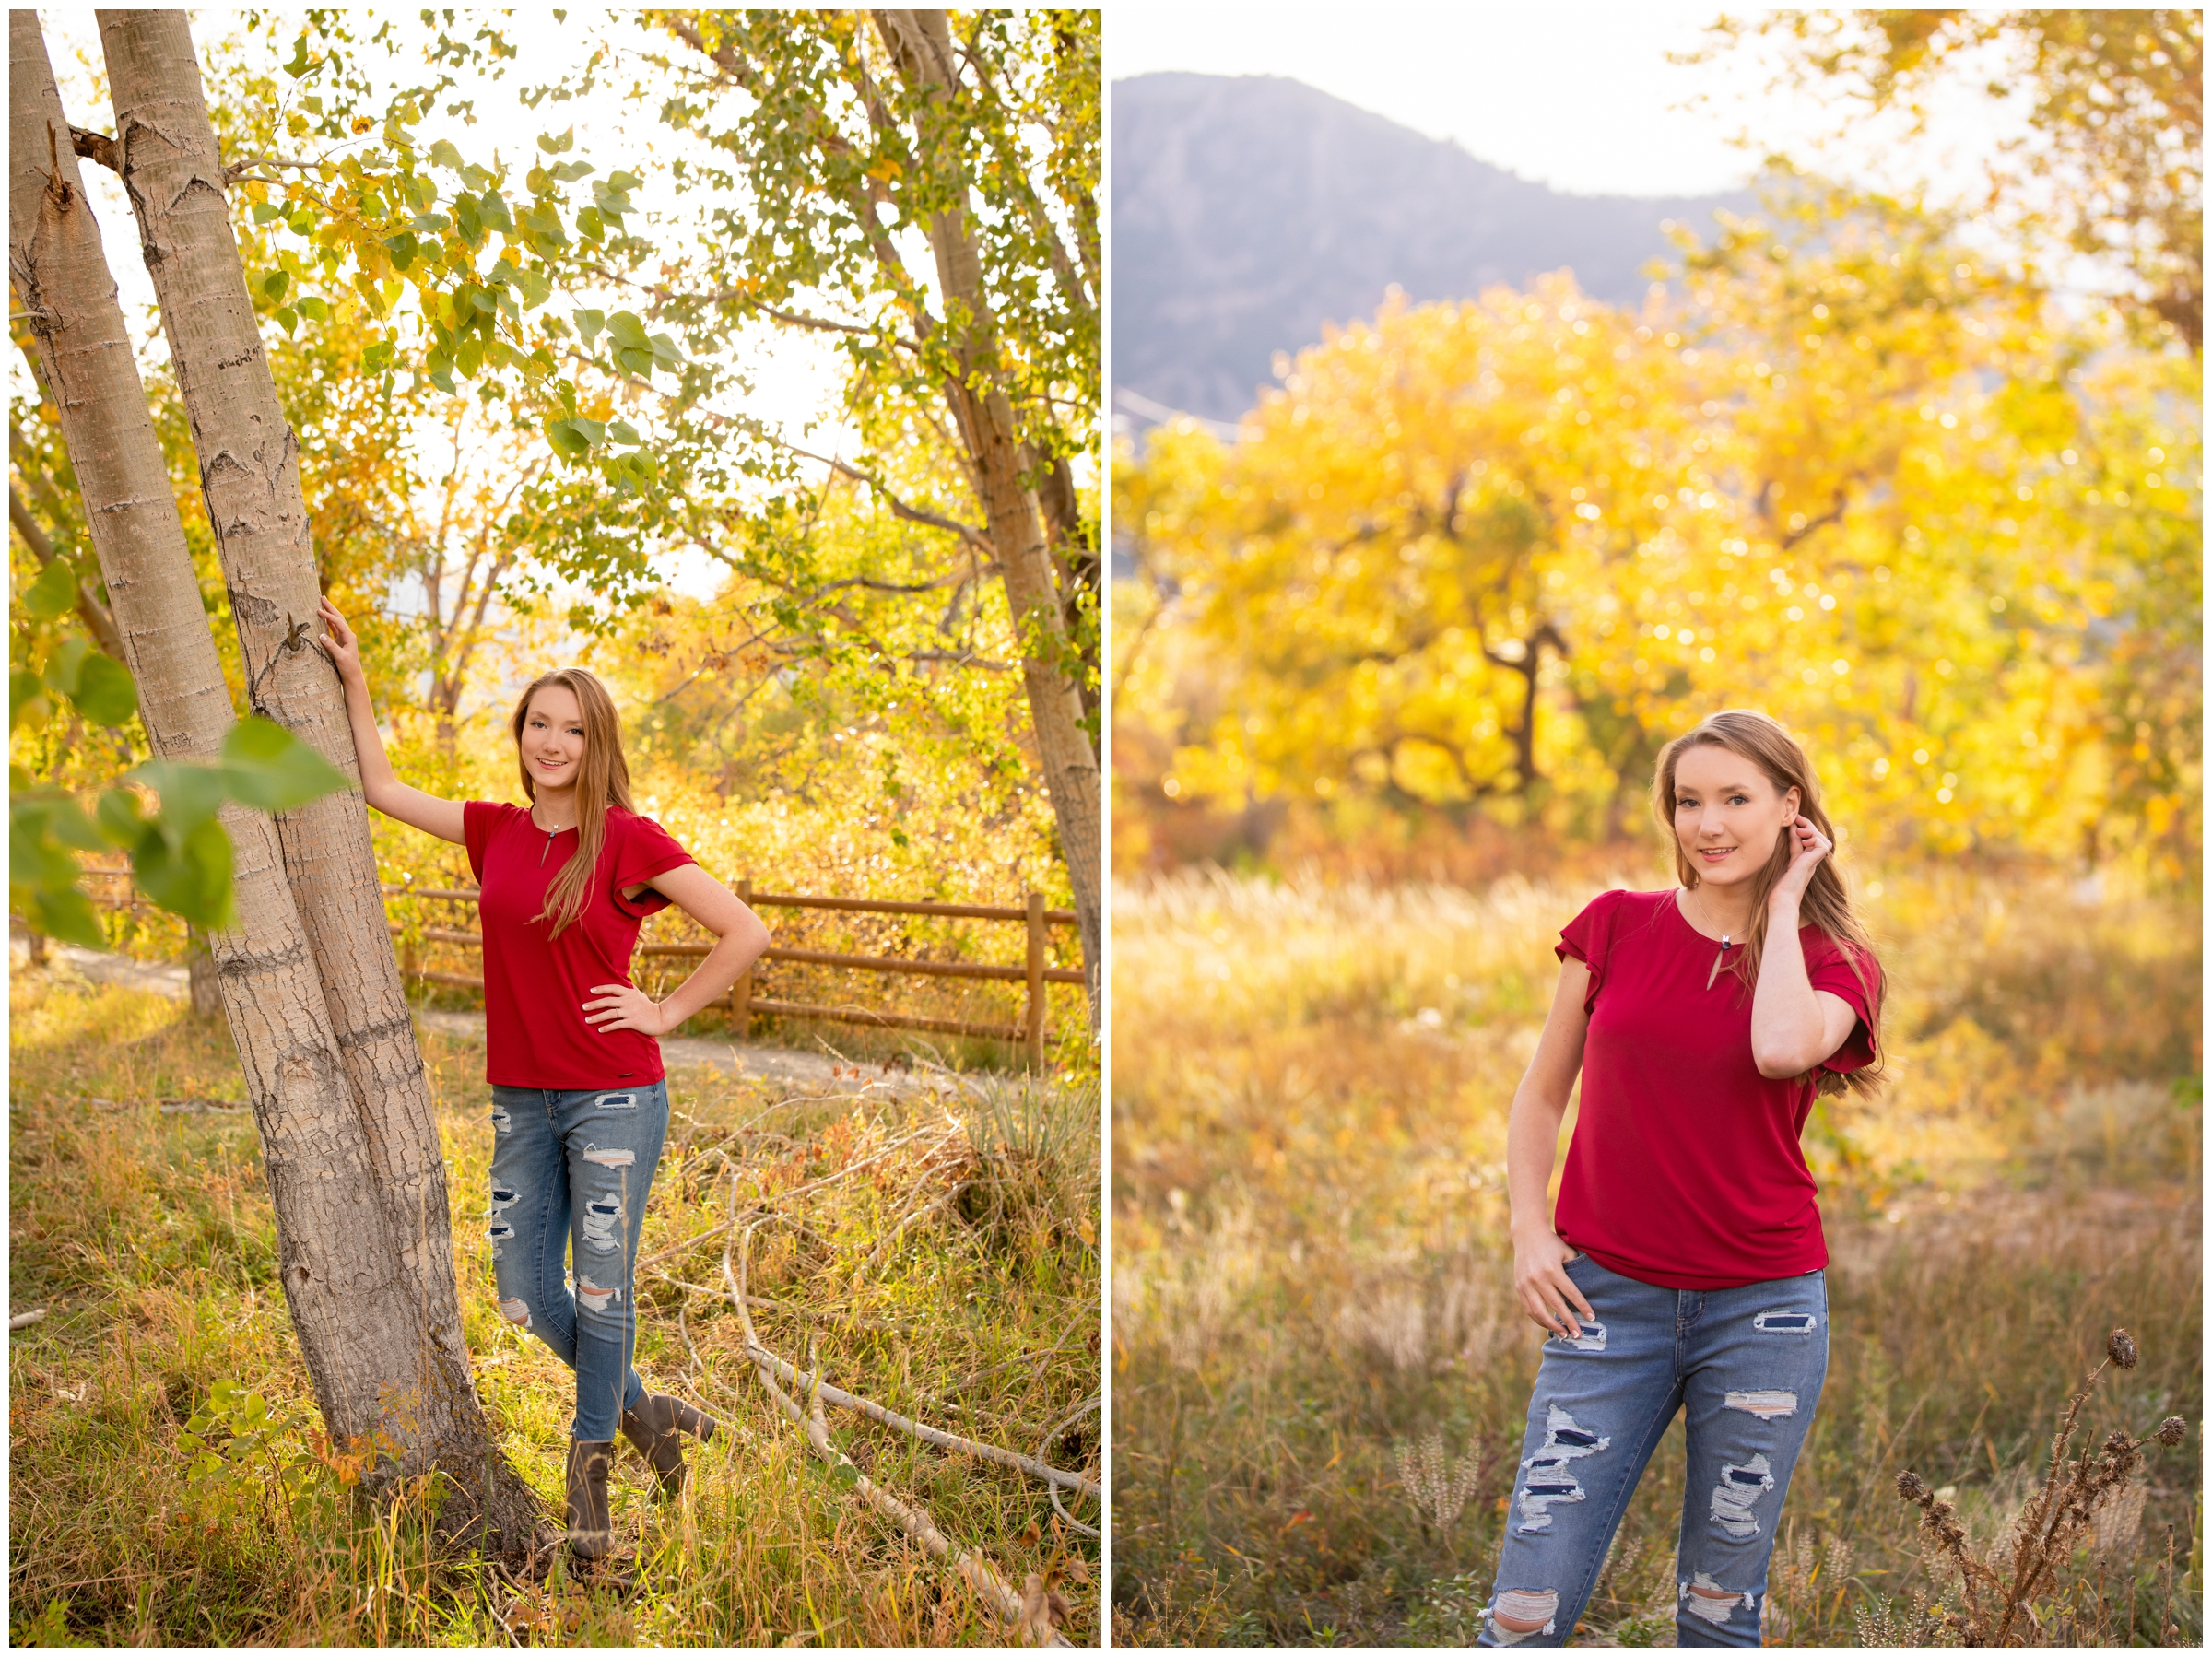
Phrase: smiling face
[
  {"left": 517, "top": 683, "right": 586, "bottom": 796},
  {"left": 1670, "top": 741, "right": 1800, "bottom": 891}
]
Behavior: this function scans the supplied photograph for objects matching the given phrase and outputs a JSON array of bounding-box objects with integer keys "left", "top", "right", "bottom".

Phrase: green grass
[
  {"left": 1110, "top": 866, "right": 2202, "bottom": 1645},
  {"left": 7, "top": 968, "right": 1101, "bottom": 1645}
]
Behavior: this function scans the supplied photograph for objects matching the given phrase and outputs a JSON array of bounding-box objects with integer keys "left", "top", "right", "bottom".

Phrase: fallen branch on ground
[
  {"left": 742, "top": 1334, "right": 1100, "bottom": 1499},
  {"left": 724, "top": 1202, "right": 1069, "bottom": 1645},
  {"left": 637, "top": 1121, "right": 955, "bottom": 1270}
]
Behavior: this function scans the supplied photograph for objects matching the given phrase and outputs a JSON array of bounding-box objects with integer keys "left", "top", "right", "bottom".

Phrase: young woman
[
  {"left": 1479, "top": 709, "right": 1884, "bottom": 1649},
  {"left": 319, "top": 598, "right": 771, "bottom": 1562}
]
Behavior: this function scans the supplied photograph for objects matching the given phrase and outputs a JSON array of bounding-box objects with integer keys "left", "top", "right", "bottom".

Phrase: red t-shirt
[
  {"left": 463, "top": 802, "right": 697, "bottom": 1087},
  {"left": 1552, "top": 887, "right": 1880, "bottom": 1290}
]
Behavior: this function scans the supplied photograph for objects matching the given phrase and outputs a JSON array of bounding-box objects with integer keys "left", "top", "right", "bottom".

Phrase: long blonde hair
[
  {"left": 511, "top": 668, "right": 633, "bottom": 938},
  {"left": 1652, "top": 709, "right": 1886, "bottom": 1097}
]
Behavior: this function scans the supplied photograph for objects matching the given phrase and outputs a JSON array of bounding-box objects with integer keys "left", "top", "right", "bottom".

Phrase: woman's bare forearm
[
  {"left": 333, "top": 662, "right": 399, "bottom": 805},
  {"left": 654, "top": 909, "right": 771, "bottom": 1030},
  {"left": 1505, "top": 1082, "right": 1572, "bottom": 1240},
  {"left": 1749, "top": 897, "right": 1826, "bottom": 1075}
]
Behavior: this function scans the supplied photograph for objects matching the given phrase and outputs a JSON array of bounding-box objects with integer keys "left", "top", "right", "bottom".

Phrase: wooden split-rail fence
[{"left": 383, "top": 879, "right": 1081, "bottom": 1068}]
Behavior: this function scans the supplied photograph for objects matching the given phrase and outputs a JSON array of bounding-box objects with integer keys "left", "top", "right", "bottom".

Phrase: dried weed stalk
[
  {"left": 1893, "top": 1327, "right": 2188, "bottom": 1646},
  {"left": 1394, "top": 1428, "right": 1497, "bottom": 1534}
]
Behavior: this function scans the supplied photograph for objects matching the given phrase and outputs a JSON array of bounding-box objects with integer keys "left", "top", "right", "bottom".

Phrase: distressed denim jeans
[
  {"left": 488, "top": 1080, "right": 669, "bottom": 1442},
  {"left": 1478, "top": 1252, "right": 1829, "bottom": 1648}
]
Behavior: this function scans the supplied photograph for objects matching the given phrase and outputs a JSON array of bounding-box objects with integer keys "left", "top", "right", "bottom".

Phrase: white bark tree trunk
[
  {"left": 870, "top": 8, "right": 1105, "bottom": 1019},
  {"left": 13, "top": 11, "right": 540, "bottom": 1552}
]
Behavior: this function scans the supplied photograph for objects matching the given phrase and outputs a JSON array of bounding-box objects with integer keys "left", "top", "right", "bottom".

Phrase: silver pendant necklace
[
  {"left": 1691, "top": 883, "right": 1737, "bottom": 988},
  {"left": 532, "top": 805, "right": 566, "bottom": 864}
]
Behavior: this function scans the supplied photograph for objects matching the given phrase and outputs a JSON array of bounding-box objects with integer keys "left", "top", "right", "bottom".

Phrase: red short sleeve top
[
  {"left": 462, "top": 802, "right": 697, "bottom": 1088},
  {"left": 1551, "top": 887, "right": 1880, "bottom": 1289}
]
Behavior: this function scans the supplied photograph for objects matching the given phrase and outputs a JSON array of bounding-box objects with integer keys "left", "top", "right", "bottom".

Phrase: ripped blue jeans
[
  {"left": 1479, "top": 1252, "right": 1829, "bottom": 1648},
  {"left": 488, "top": 1081, "right": 669, "bottom": 1442}
]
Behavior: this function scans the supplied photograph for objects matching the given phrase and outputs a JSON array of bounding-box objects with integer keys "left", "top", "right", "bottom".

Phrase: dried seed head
[
  {"left": 1929, "top": 1498, "right": 1956, "bottom": 1522},
  {"left": 2108, "top": 1328, "right": 2139, "bottom": 1369},
  {"left": 2158, "top": 1416, "right": 2187, "bottom": 1447},
  {"left": 1897, "top": 1470, "right": 1931, "bottom": 1503}
]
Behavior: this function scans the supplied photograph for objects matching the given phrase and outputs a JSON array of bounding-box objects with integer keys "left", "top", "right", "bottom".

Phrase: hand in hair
[{"left": 1767, "top": 812, "right": 1831, "bottom": 913}]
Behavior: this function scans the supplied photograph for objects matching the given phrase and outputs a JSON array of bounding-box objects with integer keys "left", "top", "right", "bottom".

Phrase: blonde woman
[
  {"left": 1480, "top": 710, "right": 1884, "bottom": 1648},
  {"left": 320, "top": 598, "right": 770, "bottom": 1562}
]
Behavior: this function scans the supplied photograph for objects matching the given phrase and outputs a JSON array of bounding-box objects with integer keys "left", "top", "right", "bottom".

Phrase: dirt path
[{"left": 14, "top": 939, "right": 955, "bottom": 1099}]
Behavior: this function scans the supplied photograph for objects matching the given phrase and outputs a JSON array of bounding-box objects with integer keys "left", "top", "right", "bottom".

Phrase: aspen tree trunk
[
  {"left": 870, "top": 8, "right": 1104, "bottom": 1021},
  {"left": 92, "top": 9, "right": 542, "bottom": 1547},
  {"left": 12, "top": 12, "right": 540, "bottom": 1551},
  {"left": 13, "top": 6, "right": 472, "bottom": 1510}
]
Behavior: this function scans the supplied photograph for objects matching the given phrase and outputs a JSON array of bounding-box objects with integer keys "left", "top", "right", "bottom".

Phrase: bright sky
[
  {"left": 31, "top": 9, "right": 853, "bottom": 607},
  {"left": 1107, "top": 3, "right": 2020, "bottom": 203}
]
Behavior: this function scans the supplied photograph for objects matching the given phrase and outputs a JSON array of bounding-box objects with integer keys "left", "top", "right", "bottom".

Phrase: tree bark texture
[
  {"left": 14, "top": 5, "right": 418, "bottom": 1480},
  {"left": 870, "top": 8, "right": 1104, "bottom": 1020},
  {"left": 17, "top": 11, "right": 539, "bottom": 1552}
]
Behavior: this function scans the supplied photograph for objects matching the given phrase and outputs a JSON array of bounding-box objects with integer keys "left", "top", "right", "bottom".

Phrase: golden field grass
[
  {"left": 6, "top": 968, "right": 1100, "bottom": 1646},
  {"left": 1111, "top": 865, "right": 2201, "bottom": 1645}
]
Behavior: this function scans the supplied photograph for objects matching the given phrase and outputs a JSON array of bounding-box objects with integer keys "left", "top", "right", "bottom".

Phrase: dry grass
[
  {"left": 1110, "top": 865, "right": 2200, "bottom": 1645},
  {"left": 7, "top": 966, "right": 1100, "bottom": 1646}
]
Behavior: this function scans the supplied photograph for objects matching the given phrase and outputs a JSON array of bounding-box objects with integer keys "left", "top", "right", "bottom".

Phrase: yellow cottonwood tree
[{"left": 1116, "top": 188, "right": 2199, "bottom": 877}]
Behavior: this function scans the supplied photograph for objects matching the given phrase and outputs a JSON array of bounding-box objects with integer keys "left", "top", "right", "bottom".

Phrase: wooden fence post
[
  {"left": 731, "top": 876, "right": 755, "bottom": 1042},
  {"left": 1024, "top": 890, "right": 1046, "bottom": 1073}
]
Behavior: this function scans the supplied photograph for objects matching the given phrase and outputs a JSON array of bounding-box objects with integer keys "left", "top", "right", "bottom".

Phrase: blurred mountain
[{"left": 1112, "top": 73, "right": 1753, "bottom": 424}]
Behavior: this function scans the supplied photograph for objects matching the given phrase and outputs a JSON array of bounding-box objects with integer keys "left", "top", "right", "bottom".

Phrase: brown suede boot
[
  {"left": 619, "top": 1392, "right": 719, "bottom": 1499},
  {"left": 563, "top": 1439, "right": 616, "bottom": 1561}
]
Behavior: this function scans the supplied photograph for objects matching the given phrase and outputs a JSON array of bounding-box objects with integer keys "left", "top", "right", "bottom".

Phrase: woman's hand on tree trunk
[
  {"left": 1512, "top": 1228, "right": 1595, "bottom": 1340},
  {"left": 583, "top": 981, "right": 668, "bottom": 1037},
  {"left": 317, "top": 596, "right": 366, "bottom": 687}
]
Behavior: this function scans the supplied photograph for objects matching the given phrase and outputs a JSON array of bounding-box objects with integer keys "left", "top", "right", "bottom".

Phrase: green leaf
[
  {"left": 478, "top": 191, "right": 513, "bottom": 233},
  {"left": 549, "top": 160, "right": 595, "bottom": 183},
  {"left": 276, "top": 307, "right": 298, "bottom": 335},
  {"left": 648, "top": 331, "right": 682, "bottom": 368},
  {"left": 94, "top": 784, "right": 147, "bottom": 845},
  {"left": 572, "top": 308, "right": 605, "bottom": 347},
  {"left": 22, "top": 556, "right": 78, "bottom": 619},
  {"left": 575, "top": 205, "right": 604, "bottom": 241},
  {"left": 29, "top": 884, "right": 104, "bottom": 948},
  {"left": 131, "top": 812, "right": 236, "bottom": 933},
  {"left": 518, "top": 265, "right": 551, "bottom": 308},
  {"left": 615, "top": 346, "right": 653, "bottom": 377},
  {"left": 251, "top": 202, "right": 283, "bottom": 224},
  {"left": 544, "top": 418, "right": 589, "bottom": 462},
  {"left": 382, "top": 231, "right": 419, "bottom": 270},
  {"left": 426, "top": 355, "right": 456, "bottom": 394},
  {"left": 70, "top": 652, "right": 138, "bottom": 728},
  {"left": 263, "top": 270, "right": 290, "bottom": 302},
  {"left": 287, "top": 211, "right": 315, "bottom": 238},
  {"left": 536, "top": 127, "right": 575, "bottom": 155},
  {"left": 41, "top": 636, "right": 91, "bottom": 699},
  {"left": 453, "top": 194, "right": 482, "bottom": 242},
  {"left": 411, "top": 211, "right": 450, "bottom": 234},
  {"left": 295, "top": 297, "right": 331, "bottom": 323},
  {"left": 429, "top": 138, "right": 465, "bottom": 171},
  {"left": 606, "top": 311, "right": 651, "bottom": 352},
  {"left": 131, "top": 761, "right": 229, "bottom": 836},
  {"left": 406, "top": 174, "right": 439, "bottom": 211},
  {"left": 606, "top": 419, "right": 640, "bottom": 446},
  {"left": 11, "top": 670, "right": 50, "bottom": 732},
  {"left": 218, "top": 717, "right": 351, "bottom": 811}
]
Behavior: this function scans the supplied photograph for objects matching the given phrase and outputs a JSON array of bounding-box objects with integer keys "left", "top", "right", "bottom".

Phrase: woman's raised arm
[{"left": 318, "top": 597, "right": 467, "bottom": 846}]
